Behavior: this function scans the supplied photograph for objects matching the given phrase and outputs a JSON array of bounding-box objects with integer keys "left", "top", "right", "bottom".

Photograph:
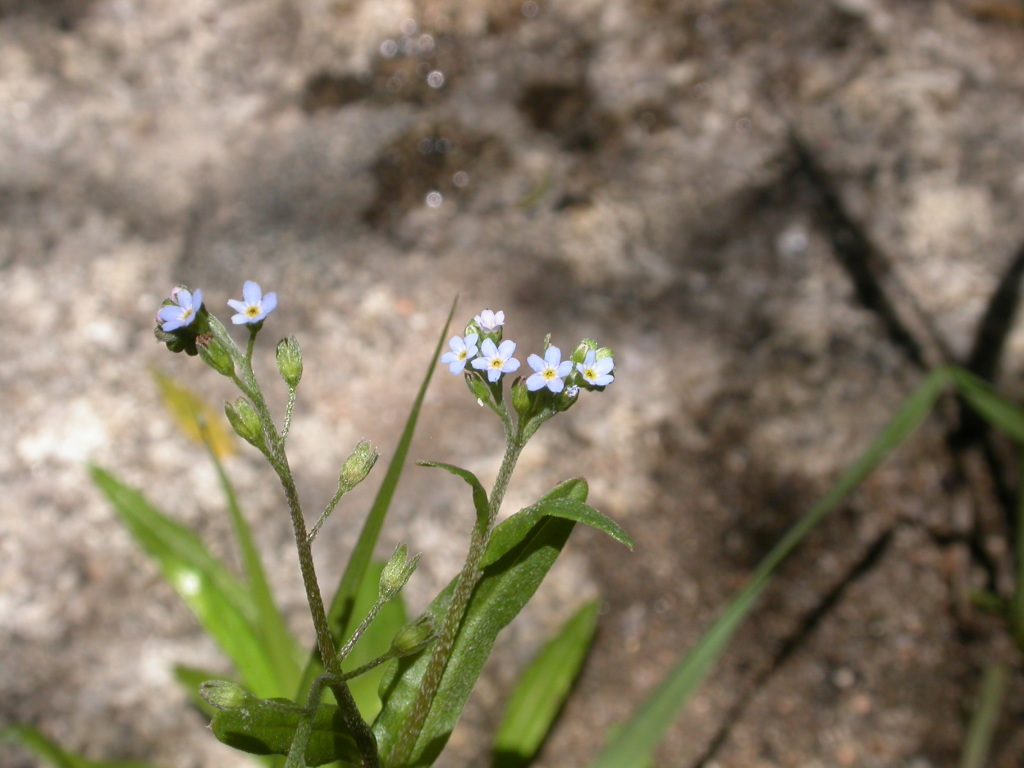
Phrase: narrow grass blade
[
  {"left": 91, "top": 466, "right": 292, "bottom": 698},
  {"left": 589, "top": 368, "right": 953, "bottom": 768},
  {"left": 958, "top": 663, "right": 1009, "bottom": 768},
  {"left": 492, "top": 600, "right": 601, "bottom": 768},
  {"left": 296, "top": 300, "right": 456, "bottom": 699},
  {"left": 948, "top": 367, "right": 1024, "bottom": 443},
  {"left": 1, "top": 725, "right": 155, "bottom": 768}
]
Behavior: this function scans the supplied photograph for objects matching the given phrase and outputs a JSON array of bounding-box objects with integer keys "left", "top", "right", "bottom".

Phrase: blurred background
[{"left": 3, "top": 0, "right": 1024, "bottom": 765}]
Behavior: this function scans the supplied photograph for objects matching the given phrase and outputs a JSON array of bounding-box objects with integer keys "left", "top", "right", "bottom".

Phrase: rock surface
[{"left": 3, "top": 1, "right": 1024, "bottom": 767}]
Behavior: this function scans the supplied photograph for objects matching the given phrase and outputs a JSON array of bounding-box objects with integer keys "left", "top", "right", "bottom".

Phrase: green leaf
[
  {"left": 205, "top": 437, "right": 303, "bottom": 691},
  {"left": 482, "top": 493, "right": 632, "bottom": 569},
  {"left": 172, "top": 664, "right": 231, "bottom": 717},
  {"left": 416, "top": 461, "right": 490, "bottom": 526},
  {"left": 958, "top": 663, "right": 1009, "bottom": 768},
  {"left": 492, "top": 600, "right": 601, "bottom": 768},
  {"left": 296, "top": 301, "right": 456, "bottom": 701},
  {"left": 374, "top": 478, "right": 590, "bottom": 768},
  {"left": 208, "top": 695, "right": 361, "bottom": 767},
  {"left": 342, "top": 560, "right": 409, "bottom": 721},
  {"left": 948, "top": 367, "right": 1024, "bottom": 443},
  {"left": 90, "top": 466, "right": 292, "bottom": 698},
  {"left": 1, "top": 725, "right": 155, "bottom": 768},
  {"left": 589, "top": 367, "right": 953, "bottom": 768}
]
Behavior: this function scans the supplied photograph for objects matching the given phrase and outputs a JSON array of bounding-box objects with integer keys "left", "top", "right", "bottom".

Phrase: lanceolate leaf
[
  {"left": 90, "top": 467, "right": 292, "bottom": 698},
  {"left": 492, "top": 600, "right": 601, "bottom": 768},
  {"left": 373, "top": 478, "right": 592, "bottom": 768},
  {"left": 481, "top": 494, "right": 633, "bottom": 569},
  {"left": 208, "top": 695, "right": 361, "bottom": 767},
  {"left": 417, "top": 461, "right": 490, "bottom": 526},
  {"left": 1, "top": 725, "right": 154, "bottom": 768}
]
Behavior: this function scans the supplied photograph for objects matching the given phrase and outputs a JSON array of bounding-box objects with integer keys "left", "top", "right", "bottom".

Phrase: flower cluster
[
  {"left": 157, "top": 280, "right": 277, "bottom": 334},
  {"left": 440, "top": 308, "right": 615, "bottom": 402},
  {"left": 155, "top": 280, "right": 281, "bottom": 367}
]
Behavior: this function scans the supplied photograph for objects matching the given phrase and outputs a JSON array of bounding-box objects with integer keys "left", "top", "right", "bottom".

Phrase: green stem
[
  {"left": 273, "top": 441, "right": 380, "bottom": 768},
  {"left": 283, "top": 386, "right": 297, "bottom": 443},
  {"left": 212, "top": 315, "right": 380, "bottom": 767},
  {"left": 386, "top": 410, "right": 524, "bottom": 766}
]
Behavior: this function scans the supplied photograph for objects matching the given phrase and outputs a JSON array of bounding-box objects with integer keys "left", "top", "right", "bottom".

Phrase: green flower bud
[
  {"left": 225, "top": 398, "right": 264, "bottom": 450},
  {"left": 379, "top": 544, "right": 421, "bottom": 599},
  {"left": 511, "top": 376, "right": 531, "bottom": 419},
  {"left": 465, "top": 373, "right": 492, "bottom": 407},
  {"left": 197, "top": 334, "right": 235, "bottom": 377},
  {"left": 390, "top": 614, "right": 436, "bottom": 656},
  {"left": 555, "top": 383, "right": 580, "bottom": 413},
  {"left": 276, "top": 336, "right": 303, "bottom": 388},
  {"left": 339, "top": 440, "right": 377, "bottom": 491},
  {"left": 199, "top": 680, "right": 256, "bottom": 711},
  {"left": 571, "top": 339, "right": 597, "bottom": 365},
  {"left": 595, "top": 346, "right": 614, "bottom": 360}
]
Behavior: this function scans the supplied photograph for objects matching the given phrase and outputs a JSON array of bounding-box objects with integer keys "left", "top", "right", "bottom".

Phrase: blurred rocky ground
[{"left": 3, "top": 0, "right": 1024, "bottom": 766}]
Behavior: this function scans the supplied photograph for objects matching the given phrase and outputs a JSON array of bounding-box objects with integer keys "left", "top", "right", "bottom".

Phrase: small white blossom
[
  {"left": 471, "top": 338, "right": 520, "bottom": 382},
  {"left": 577, "top": 350, "right": 614, "bottom": 387},
  {"left": 525, "top": 346, "right": 574, "bottom": 393},
  {"left": 227, "top": 281, "right": 277, "bottom": 325},
  {"left": 474, "top": 309, "right": 505, "bottom": 333},
  {"left": 440, "top": 333, "right": 479, "bottom": 375}
]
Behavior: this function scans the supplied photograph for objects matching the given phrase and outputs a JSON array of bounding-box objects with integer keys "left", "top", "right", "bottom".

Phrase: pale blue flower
[
  {"left": 474, "top": 309, "right": 505, "bottom": 332},
  {"left": 471, "top": 338, "right": 520, "bottom": 382},
  {"left": 577, "top": 350, "right": 614, "bottom": 387},
  {"left": 526, "top": 346, "right": 573, "bottom": 393},
  {"left": 440, "top": 333, "right": 479, "bottom": 374},
  {"left": 157, "top": 287, "right": 203, "bottom": 332},
  {"left": 228, "top": 281, "right": 278, "bottom": 325}
]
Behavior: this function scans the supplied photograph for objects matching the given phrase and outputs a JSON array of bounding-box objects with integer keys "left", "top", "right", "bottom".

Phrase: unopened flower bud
[
  {"left": 199, "top": 680, "right": 256, "bottom": 711},
  {"left": 339, "top": 440, "right": 377, "bottom": 491},
  {"left": 276, "top": 336, "right": 303, "bottom": 388},
  {"left": 555, "top": 384, "right": 580, "bottom": 413},
  {"left": 571, "top": 339, "right": 597, "bottom": 365},
  {"left": 390, "top": 614, "right": 436, "bottom": 656},
  {"left": 197, "top": 335, "right": 235, "bottom": 377},
  {"left": 379, "top": 544, "right": 420, "bottom": 599},
  {"left": 511, "top": 376, "right": 531, "bottom": 417},
  {"left": 465, "top": 374, "right": 492, "bottom": 406},
  {"left": 225, "top": 398, "right": 264, "bottom": 450}
]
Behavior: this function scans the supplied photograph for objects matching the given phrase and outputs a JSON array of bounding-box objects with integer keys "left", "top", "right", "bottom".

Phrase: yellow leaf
[{"left": 151, "top": 368, "right": 236, "bottom": 458}]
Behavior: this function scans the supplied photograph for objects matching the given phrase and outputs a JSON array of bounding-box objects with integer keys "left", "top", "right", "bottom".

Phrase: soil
[{"left": 3, "top": 1, "right": 1024, "bottom": 767}]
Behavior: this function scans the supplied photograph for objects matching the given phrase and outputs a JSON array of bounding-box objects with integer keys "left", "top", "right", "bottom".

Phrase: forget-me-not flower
[
  {"left": 526, "top": 346, "right": 574, "bottom": 393},
  {"left": 440, "top": 333, "right": 479, "bottom": 375},
  {"left": 228, "top": 281, "right": 278, "bottom": 325},
  {"left": 157, "top": 287, "right": 203, "bottom": 332},
  {"left": 472, "top": 338, "right": 520, "bottom": 382},
  {"left": 474, "top": 309, "right": 505, "bottom": 333},
  {"left": 577, "top": 350, "right": 614, "bottom": 387}
]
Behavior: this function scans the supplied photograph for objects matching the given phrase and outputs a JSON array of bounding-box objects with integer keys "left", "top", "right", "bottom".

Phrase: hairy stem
[{"left": 386, "top": 418, "right": 523, "bottom": 767}]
